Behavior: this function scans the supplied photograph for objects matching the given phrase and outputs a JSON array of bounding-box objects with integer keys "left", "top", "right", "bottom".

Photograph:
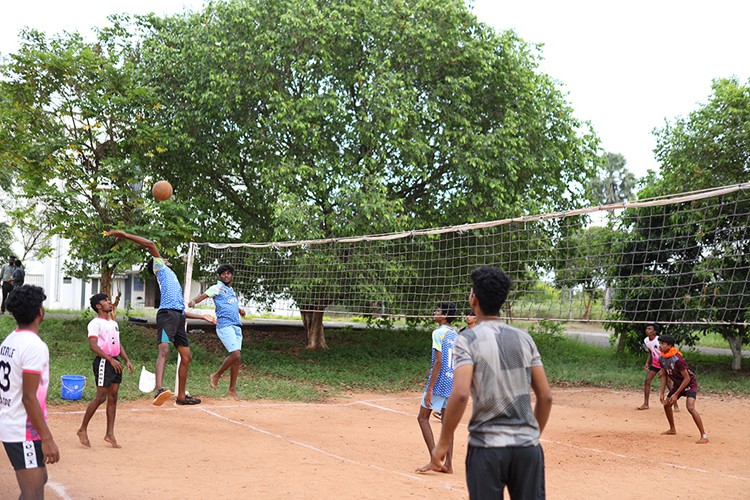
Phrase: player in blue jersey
[
  {"left": 107, "top": 230, "right": 216, "bottom": 406},
  {"left": 416, "top": 301, "right": 458, "bottom": 473},
  {"left": 188, "top": 264, "right": 246, "bottom": 400}
]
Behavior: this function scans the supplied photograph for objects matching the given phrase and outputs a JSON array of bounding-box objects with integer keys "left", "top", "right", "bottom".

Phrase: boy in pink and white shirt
[
  {"left": 638, "top": 322, "right": 677, "bottom": 411},
  {"left": 77, "top": 293, "right": 133, "bottom": 449},
  {"left": 0, "top": 284, "right": 60, "bottom": 498}
]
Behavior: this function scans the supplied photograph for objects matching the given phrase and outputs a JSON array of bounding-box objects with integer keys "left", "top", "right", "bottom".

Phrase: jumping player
[
  {"left": 416, "top": 301, "right": 457, "bottom": 473},
  {"left": 77, "top": 293, "right": 134, "bottom": 448},
  {"left": 0, "top": 285, "right": 60, "bottom": 498},
  {"left": 107, "top": 230, "right": 216, "bottom": 406},
  {"left": 658, "top": 334, "right": 708, "bottom": 444},
  {"left": 188, "top": 264, "right": 246, "bottom": 400}
]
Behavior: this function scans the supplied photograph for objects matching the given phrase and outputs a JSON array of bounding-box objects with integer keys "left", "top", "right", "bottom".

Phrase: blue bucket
[{"left": 61, "top": 375, "right": 86, "bottom": 400}]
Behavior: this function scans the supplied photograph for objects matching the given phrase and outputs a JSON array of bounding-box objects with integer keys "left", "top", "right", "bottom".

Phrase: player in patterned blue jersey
[
  {"left": 189, "top": 264, "right": 246, "bottom": 400},
  {"left": 415, "top": 301, "right": 457, "bottom": 473},
  {"left": 107, "top": 230, "right": 216, "bottom": 406}
]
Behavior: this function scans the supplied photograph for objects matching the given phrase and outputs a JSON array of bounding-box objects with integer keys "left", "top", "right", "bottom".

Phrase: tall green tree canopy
[
  {"left": 137, "top": 0, "right": 599, "bottom": 240},
  {"left": 587, "top": 152, "right": 637, "bottom": 205},
  {"left": 0, "top": 27, "right": 194, "bottom": 293},
  {"left": 612, "top": 78, "right": 750, "bottom": 369}
]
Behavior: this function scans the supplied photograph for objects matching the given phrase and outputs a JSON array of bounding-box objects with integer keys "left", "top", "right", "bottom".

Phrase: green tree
[
  {"left": 611, "top": 78, "right": 750, "bottom": 369},
  {"left": 554, "top": 225, "right": 617, "bottom": 320},
  {"left": 588, "top": 152, "right": 637, "bottom": 206},
  {"left": 136, "top": 0, "right": 599, "bottom": 348},
  {"left": 0, "top": 27, "right": 194, "bottom": 295}
]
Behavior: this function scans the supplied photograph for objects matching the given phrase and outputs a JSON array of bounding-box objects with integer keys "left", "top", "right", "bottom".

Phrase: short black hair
[
  {"left": 437, "top": 301, "right": 457, "bottom": 324},
  {"left": 217, "top": 264, "right": 235, "bottom": 275},
  {"left": 658, "top": 334, "right": 676, "bottom": 346},
  {"left": 14, "top": 260, "right": 21, "bottom": 267},
  {"left": 90, "top": 293, "right": 109, "bottom": 312},
  {"left": 646, "top": 322, "right": 660, "bottom": 333},
  {"left": 6, "top": 284, "right": 46, "bottom": 326},
  {"left": 470, "top": 265, "right": 511, "bottom": 316}
]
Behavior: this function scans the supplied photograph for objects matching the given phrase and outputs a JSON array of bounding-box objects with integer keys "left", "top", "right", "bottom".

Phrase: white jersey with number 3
[{"left": 0, "top": 329, "right": 50, "bottom": 442}]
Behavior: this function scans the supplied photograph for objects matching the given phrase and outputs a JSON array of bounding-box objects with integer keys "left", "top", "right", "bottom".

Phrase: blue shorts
[
  {"left": 421, "top": 392, "right": 448, "bottom": 410},
  {"left": 216, "top": 325, "right": 243, "bottom": 352}
]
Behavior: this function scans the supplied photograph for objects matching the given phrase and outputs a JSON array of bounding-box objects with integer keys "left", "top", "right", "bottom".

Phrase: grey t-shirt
[{"left": 453, "top": 320, "right": 543, "bottom": 448}]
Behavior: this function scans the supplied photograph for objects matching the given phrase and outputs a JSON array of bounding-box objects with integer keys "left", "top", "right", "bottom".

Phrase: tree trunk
[
  {"left": 301, "top": 310, "right": 328, "bottom": 350},
  {"left": 583, "top": 293, "right": 592, "bottom": 321},
  {"left": 100, "top": 263, "right": 114, "bottom": 296},
  {"left": 726, "top": 334, "right": 743, "bottom": 371}
]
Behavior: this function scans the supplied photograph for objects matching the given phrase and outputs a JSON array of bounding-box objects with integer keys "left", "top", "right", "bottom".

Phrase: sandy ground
[{"left": 1, "top": 388, "right": 748, "bottom": 499}]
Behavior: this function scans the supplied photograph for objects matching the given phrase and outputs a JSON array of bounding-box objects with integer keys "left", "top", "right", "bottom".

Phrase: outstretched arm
[
  {"left": 188, "top": 293, "right": 209, "bottom": 309},
  {"left": 185, "top": 310, "right": 217, "bottom": 325},
  {"left": 107, "top": 230, "right": 161, "bottom": 258}
]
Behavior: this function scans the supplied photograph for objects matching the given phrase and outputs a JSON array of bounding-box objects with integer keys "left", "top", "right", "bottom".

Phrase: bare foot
[
  {"left": 104, "top": 435, "right": 121, "bottom": 449},
  {"left": 696, "top": 436, "right": 709, "bottom": 444},
  {"left": 77, "top": 429, "right": 91, "bottom": 447},
  {"left": 415, "top": 462, "right": 446, "bottom": 474},
  {"left": 209, "top": 373, "right": 220, "bottom": 390},
  {"left": 661, "top": 429, "right": 677, "bottom": 435},
  {"left": 673, "top": 404, "right": 680, "bottom": 412},
  {"left": 227, "top": 388, "right": 240, "bottom": 401},
  {"left": 636, "top": 405, "right": 649, "bottom": 410}
]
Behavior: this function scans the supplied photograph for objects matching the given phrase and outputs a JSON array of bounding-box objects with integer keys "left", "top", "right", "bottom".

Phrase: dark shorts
[
  {"left": 648, "top": 365, "right": 660, "bottom": 372},
  {"left": 466, "top": 444, "right": 545, "bottom": 500},
  {"left": 668, "top": 387, "right": 697, "bottom": 400},
  {"left": 93, "top": 356, "right": 123, "bottom": 387},
  {"left": 156, "top": 309, "right": 188, "bottom": 347},
  {"left": 3, "top": 441, "right": 45, "bottom": 470}
]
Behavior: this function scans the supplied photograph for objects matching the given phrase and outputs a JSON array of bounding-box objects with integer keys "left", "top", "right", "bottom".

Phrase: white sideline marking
[
  {"left": 48, "top": 481, "right": 73, "bottom": 500},
  {"left": 541, "top": 438, "right": 750, "bottom": 481},
  {"left": 197, "top": 406, "right": 464, "bottom": 493}
]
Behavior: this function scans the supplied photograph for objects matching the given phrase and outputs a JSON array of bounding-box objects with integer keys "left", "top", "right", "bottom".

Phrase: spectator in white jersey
[
  {"left": 188, "top": 264, "right": 246, "bottom": 400},
  {"left": 0, "top": 284, "right": 60, "bottom": 498},
  {"left": 77, "top": 293, "right": 134, "bottom": 448},
  {"left": 429, "top": 265, "right": 553, "bottom": 499},
  {"left": 107, "top": 230, "right": 216, "bottom": 406}
]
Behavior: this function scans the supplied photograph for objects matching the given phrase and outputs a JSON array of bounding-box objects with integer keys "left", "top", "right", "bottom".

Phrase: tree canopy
[
  {"left": 610, "top": 78, "right": 750, "bottom": 369},
  {"left": 0, "top": 27, "right": 195, "bottom": 293}
]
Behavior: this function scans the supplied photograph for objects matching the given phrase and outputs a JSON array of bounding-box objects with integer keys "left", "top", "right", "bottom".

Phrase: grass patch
[{"left": 1, "top": 315, "right": 748, "bottom": 406}]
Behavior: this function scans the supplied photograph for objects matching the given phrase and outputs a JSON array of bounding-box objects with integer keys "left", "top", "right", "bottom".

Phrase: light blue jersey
[
  {"left": 153, "top": 257, "right": 184, "bottom": 311},
  {"left": 205, "top": 281, "right": 242, "bottom": 327}
]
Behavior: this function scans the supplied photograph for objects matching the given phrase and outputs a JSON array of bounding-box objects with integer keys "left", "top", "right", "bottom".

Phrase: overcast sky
[{"left": 3, "top": 0, "right": 749, "bottom": 179}]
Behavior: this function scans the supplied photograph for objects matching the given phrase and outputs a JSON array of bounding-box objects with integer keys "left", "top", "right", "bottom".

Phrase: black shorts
[
  {"left": 648, "top": 365, "right": 660, "bottom": 372},
  {"left": 668, "top": 387, "right": 697, "bottom": 400},
  {"left": 3, "top": 441, "right": 45, "bottom": 470},
  {"left": 93, "top": 356, "right": 123, "bottom": 387},
  {"left": 466, "top": 444, "right": 546, "bottom": 500},
  {"left": 156, "top": 309, "right": 189, "bottom": 347}
]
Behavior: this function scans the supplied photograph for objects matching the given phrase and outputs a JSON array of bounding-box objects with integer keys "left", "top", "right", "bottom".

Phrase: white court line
[
  {"left": 541, "top": 438, "right": 750, "bottom": 482},
  {"left": 48, "top": 481, "right": 73, "bottom": 500},
  {"left": 197, "top": 406, "right": 464, "bottom": 493}
]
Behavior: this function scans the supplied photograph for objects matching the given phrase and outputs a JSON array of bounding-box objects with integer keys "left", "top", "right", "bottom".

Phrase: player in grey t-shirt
[{"left": 429, "top": 265, "right": 553, "bottom": 499}]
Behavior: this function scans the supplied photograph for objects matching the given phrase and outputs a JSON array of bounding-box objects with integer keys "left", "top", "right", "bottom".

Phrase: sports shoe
[
  {"left": 153, "top": 388, "right": 173, "bottom": 406},
  {"left": 433, "top": 411, "right": 442, "bottom": 421},
  {"left": 175, "top": 395, "right": 201, "bottom": 406}
]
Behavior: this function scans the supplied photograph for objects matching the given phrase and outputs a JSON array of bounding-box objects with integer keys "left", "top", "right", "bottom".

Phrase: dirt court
[{"left": 1, "top": 387, "right": 748, "bottom": 499}]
